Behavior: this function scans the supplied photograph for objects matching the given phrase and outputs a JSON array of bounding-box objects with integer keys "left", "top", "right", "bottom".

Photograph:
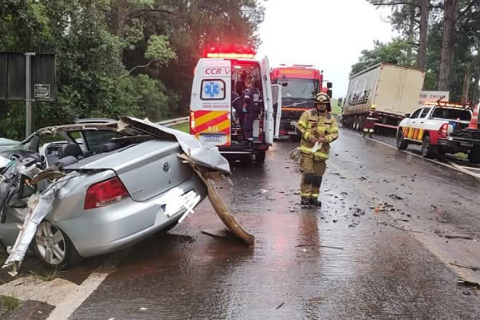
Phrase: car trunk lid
[{"left": 68, "top": 140, "right": 194, "bottom": 202}]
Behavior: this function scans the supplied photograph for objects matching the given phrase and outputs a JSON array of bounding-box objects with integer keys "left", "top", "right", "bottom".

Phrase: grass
[
  {"left": 0, "top": 295, "right": 21, "bottom": 314},
  {"left": 172, "top": 122, "right": 189, "bottom": 133},
  {"left": 29, "top": 266, "right": 65, "bottom": 281}
]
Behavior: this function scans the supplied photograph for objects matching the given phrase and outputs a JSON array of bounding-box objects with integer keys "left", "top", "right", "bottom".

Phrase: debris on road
[
  {"left": 450, "top": 262, "right": 480, "bottom": 272},
  {"left": 444, "top": 235, "right": 474, "bottom": 240},
  {"left": 457, "top": 280, "right": 480, "bottom": 290},
  {"left": 388, "top": 194, "right": 404, "bottom": 200},
  {"left": 276, "top": 302, "right": 285, "bottom": 310},
  {"left": 201, "top": 229, "right": 229, "bottom": 238}
]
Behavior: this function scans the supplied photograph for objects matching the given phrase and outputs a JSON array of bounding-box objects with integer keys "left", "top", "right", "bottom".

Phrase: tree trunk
[
  {"left": 461, "top": 62, "right": 471, "bottom": 104},
  {"left": 437, "top": 0, "right": 459, "bottom": 91},
  {"left": 472, "top": 55, "right": 480, "bottom": 105},
  {"left": 417, "top": 0, "right": 429, "bottom": 72}
]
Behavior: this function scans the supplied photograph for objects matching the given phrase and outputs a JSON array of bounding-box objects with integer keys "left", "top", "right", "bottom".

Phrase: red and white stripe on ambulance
[{"left": 190, "top": 59, "right": 232, "bottom": 146}]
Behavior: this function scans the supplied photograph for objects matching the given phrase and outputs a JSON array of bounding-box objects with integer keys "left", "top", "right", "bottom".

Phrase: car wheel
[
  {"left": 421, "top": 135, "right": 435, "bottom": 158},
  {"left": 396, "top": 129, "right": 408, "bottom": 150},
  {"left": 468, "top": 149, "right": 480, "bottom": 164},
  {"left": 33, "top": 221, "right": 81, "bottom": 268}
]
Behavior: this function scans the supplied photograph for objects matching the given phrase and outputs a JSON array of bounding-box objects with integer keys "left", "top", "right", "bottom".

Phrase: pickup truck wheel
[
  {"left": 33, "top": 221, "right": 82, "bottom": 268},
  {"left": 468, "top": 149, "right": 480, "bottom": 164},
  {"left": 396, "top": 129, "right": 408, "bottom": 150},
  {"left": 421, "top": 135, "right": 435, "bottom": 158}
]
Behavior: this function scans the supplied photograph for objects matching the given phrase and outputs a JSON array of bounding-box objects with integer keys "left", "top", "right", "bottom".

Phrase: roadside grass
[
  {"left": 172, "top": 122, "right": 189, "bottom": 133},
  {"left": 30, "top": 265, "right": 65, "bottom": 281},
  {"left": 0, "top": 295, "right": 21, "bottom": 316}
]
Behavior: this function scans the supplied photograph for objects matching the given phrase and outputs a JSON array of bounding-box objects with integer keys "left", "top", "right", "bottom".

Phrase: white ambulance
[{"left": 189, "top": 50, "right": 282, "bottom": 163}]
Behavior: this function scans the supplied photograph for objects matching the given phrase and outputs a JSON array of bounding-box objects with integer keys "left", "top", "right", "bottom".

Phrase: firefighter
[
  {"left": 243, "top": 75, "right": 261, "bottom": 147},
  {"left": 297, "top": 92, "right": 339, "bottom": 207},
  {"left": 363, "top": 105, "right": 379, "bottom": 138}
]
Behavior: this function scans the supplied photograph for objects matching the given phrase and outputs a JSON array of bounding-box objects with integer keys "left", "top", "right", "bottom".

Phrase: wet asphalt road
[{"left": 3, "top": 128, "right": 480, "bottom": 319}]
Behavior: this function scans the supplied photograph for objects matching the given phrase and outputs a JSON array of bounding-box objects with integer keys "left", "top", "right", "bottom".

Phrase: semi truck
[
  {"left": 341, "top": 63, "right": 425, "bottom": 131},
  {"left": 271, "top": 65, "right": 332, "bottom": 140}
]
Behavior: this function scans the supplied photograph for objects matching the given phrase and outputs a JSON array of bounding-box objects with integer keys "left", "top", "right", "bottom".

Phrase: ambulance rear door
[
  {"left": 190, "top": 59, "right": 232, "bottom": 147},
  {"left": 261, "top": 56, "right": 274, "bottom": 145},
  {"left": 271, "top": 84, "right": 282, "bottom": 139}
]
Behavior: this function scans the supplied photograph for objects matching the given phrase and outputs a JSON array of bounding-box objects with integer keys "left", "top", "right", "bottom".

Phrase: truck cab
[
  {"left": 271, "top": 65, "right": 331, "bottom": 140},
  {"left": 189, "top": 50, "right": 281, "bottom": 163}
]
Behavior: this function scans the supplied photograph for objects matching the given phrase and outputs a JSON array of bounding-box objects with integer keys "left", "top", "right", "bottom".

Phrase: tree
[
  {"left": 437, "top": 0, "right": 460, "bottom": 90},
  {"left": 351, "top": 38, "right": 416, "bottom": 74}
]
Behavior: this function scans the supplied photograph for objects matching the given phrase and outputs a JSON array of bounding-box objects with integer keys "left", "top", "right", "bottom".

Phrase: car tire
[
  {"left": 33, "top": 221, "right": 82, "bottom": 268},
  {"left": 468, "top": 149, "right": 480, "bottom": 164},
  {"left": 421, "top": 135, "right": 435, "bottom": 158},
  {"left": 396, "top": 129, "right": 408, "bottom": 150},
  {"left": 255, "top": 151, "right": 266, "bottom": 164}
]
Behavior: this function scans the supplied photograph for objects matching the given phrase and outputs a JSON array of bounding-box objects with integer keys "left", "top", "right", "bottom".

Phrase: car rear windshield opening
[{"left": 431, "top": 108, "right": 471, "bottom": 121}]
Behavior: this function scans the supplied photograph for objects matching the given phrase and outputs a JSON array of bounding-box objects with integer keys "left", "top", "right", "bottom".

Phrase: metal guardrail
[{"left": 157, "top": 116, "right": 189, "bottom": 127}]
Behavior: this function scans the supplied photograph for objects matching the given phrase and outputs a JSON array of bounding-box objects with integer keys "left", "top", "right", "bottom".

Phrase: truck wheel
[
  {"left": 468, "top": 149, "right": 480, "bottom": 164},
  {"left": 255, "top": 151, "right": 266, "bottom": 164},
  {"left": 421, "top": 135, "right": 435, "bottom": 159},
  {"left": 396, "top": 129, "right": 408, "bottom": 150}
]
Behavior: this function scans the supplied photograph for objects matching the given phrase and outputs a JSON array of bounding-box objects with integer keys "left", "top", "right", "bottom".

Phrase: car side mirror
[
  {"left": 405, "top": 113, "right": 411, "bottom": 118},
  {"left": 327, "top": 89, "right": 332, "bottom": 98},
  {"left": 282, "top": 82, "right": 288, "bottom": 87},
  {"left": 327, "top": 82, "right": 333, "bottom": 89}
]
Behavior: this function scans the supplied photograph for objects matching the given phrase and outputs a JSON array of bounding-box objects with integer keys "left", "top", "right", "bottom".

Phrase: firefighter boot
[
  {"left": 300, "top": 198, "right": 310, "bottom": 207},
  {"left": 309, "top": 198, "right": 322, "bottom": 207}
]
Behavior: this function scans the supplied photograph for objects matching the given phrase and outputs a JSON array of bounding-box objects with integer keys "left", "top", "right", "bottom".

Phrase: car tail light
[
  {"left": 84, "top": 177, "right": 129, "bottom": 210},
  {"left": 438, "top": 123, "right": 449, "bottom": 138},
  {"left": 258, "top": 119, "right": 264, "bottom": 142}
]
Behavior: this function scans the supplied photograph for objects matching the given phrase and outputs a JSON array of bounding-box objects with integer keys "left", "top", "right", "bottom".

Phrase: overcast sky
[{"left": 257, "top": 0, "right": 397, "bottom": 97}]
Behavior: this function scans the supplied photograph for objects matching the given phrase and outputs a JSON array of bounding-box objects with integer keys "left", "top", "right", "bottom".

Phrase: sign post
[{"left": 25, "top": 52, "right": 35, "bottom": 137}]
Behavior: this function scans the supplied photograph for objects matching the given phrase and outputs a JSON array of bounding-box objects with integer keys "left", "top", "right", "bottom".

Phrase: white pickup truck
[{"left": 396, "top": 103, "right": 480, "bottom": 164}]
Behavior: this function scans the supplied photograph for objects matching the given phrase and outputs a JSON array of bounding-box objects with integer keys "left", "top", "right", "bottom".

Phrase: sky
[{"left": 257, "top": 0, "right": 397, "bottom": 97}]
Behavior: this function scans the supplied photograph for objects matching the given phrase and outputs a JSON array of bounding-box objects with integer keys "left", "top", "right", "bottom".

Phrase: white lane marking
[
  {"left": 0, "top": 272, "right": 109, "bottom": 319},
  {"left": 47, "top": 272, "right": 108, "bottom": 320},
  {"left": 355, "top": 134, "right": 480, "bottom": 180}
]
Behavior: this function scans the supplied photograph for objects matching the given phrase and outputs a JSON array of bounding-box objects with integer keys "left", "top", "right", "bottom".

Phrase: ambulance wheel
[
  {"left": 469, "top": 149, "right": 480, "bottom": 164},
  {"left": 255, "top": 151, "right": 266, "bottom": 164},
  {"left": 421, "top": 135, "right": 435, "bottom": 158},
  {"left": 396, "top": 129, "right": 408, "bottom": 150}
]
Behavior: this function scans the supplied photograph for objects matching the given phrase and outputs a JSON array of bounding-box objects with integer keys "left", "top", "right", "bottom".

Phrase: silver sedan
[{"left": 0, "top": 118, "right": 211, "bottom": 268}]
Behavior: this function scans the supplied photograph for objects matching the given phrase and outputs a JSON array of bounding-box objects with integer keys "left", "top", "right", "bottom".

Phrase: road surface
[{"left": 1, "top": 128, "right": 480, "bottom": 319}]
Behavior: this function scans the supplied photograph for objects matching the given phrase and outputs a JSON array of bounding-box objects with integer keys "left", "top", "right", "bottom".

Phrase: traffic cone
[{"left": 468, "top": 104, "right": 479, "bottom": 130}]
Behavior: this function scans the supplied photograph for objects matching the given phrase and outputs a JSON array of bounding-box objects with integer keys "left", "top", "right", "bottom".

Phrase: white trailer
[{"left": 341, "top": 63, "right": 425, "bottom": 131}]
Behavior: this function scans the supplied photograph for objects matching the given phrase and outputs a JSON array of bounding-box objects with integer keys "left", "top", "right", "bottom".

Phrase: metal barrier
[{"left": 157, "top": 117, "right": 189, "bottom": 127}]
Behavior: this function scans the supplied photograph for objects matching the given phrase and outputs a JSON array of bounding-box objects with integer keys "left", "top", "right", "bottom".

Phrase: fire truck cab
[
  {"left": 189, "top": 50, "right": 281, "bottom": 163},
  {"left": 271, "top": 65, "right": 331, "bottom": 140}
]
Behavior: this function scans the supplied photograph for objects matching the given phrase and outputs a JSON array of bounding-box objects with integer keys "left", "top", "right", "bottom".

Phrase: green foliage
[
  {"left": 0, "top": 0, "right": 265, "bottom": 139},
  {"left": 351, "top": 38, "right": 416, "bottom": 75},
  {"left": 145, "top": 35, "right": 177, "bottom": 64}
]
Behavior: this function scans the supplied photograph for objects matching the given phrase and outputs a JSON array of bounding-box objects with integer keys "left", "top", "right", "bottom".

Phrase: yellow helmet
[
  {"left": 314, "top": 92, "right": 330, "bottom": 104},
  {"left": 370, "top": 105, "right": 376, "bottom": 110}
]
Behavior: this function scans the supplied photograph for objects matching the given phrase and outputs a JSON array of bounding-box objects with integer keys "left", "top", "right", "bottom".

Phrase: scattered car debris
[
  {"left": 388, "top": 194, "right": 404, "bottom": 200},
  {"left": 276, "top": 302, "right": 285, "bottom": 310},
  {"left": 201, "top": 229, "right": 229, "bottom": 238},
  {"left": 450, "top": 262, "right": 480, "bottom": 272},
  {"left": 457, "top": 280, "right": 480, "bottom": 290},
  {"left": 444, "top": 235, "right": 474, "bottom": 240}
]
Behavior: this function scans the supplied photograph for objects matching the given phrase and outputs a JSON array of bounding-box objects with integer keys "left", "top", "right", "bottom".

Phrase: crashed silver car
[{"left": 0, "top": 117, "right": 230, "bottom": 270}]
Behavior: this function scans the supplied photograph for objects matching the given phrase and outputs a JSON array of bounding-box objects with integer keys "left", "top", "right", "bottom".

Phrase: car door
[
  {"left": 261, "top": 56, "right": 274, "bottom": 145},
  {"left": 405, "top": 108, "right": 423, "bottom": 140}
]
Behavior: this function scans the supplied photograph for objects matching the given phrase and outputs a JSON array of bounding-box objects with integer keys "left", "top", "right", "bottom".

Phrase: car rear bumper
[
  {"left": 56, "top": 173, "right": 207, "bottom": 257},
  {"left": 438, "top": 138, "right": 480, "bottom": 153}
]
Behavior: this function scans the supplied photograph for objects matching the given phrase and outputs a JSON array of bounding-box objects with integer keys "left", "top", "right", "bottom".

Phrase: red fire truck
[{"left": 271, "top": 65, "right": 332, "bottom": 140}]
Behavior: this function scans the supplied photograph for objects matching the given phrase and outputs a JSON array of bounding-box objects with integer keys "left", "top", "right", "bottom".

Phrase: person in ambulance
[{"left": 242, "top": 75, "right": 262, "bottom": 148}]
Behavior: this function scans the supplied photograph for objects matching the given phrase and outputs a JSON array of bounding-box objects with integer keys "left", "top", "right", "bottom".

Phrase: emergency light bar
[
  {"left": 424, "top": 101, "right": 469, "bottom": 109},
  {"left": 206, "top": 53, "right": 255, "bottom": 59}
]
